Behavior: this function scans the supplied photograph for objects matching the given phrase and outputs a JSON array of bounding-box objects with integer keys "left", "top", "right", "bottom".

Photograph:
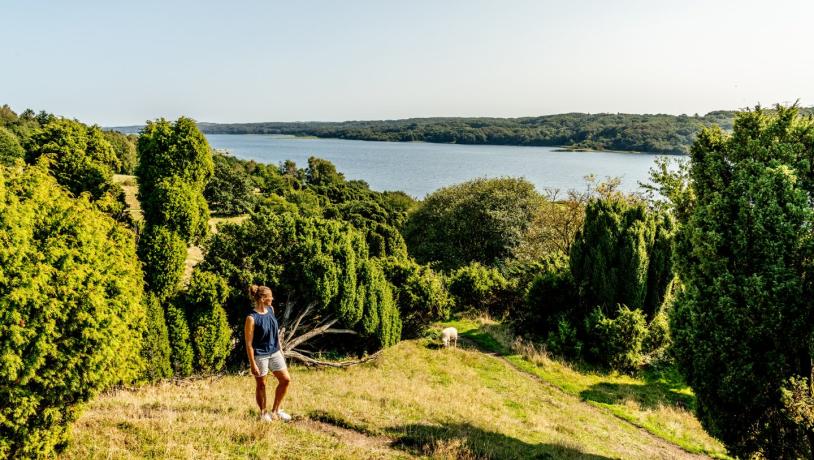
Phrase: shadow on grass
[
  {"left": 454, "top": 320, "right": 697, "bottom": 413},
  {"left": 580, "top": 379, "right": 694, "bottom": 411},
  {"left": 458, "top": 329, "right": 511, "bottom": 355},
  {"left": 388, "top": 422, "right": 613, "bottom": 460}
]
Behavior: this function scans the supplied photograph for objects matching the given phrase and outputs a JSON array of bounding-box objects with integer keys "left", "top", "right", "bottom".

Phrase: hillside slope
[{"left": 62, "top": 335, "right": 716, "bottom": 459}]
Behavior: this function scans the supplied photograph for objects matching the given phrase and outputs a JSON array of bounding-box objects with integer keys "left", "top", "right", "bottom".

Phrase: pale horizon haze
[{"left": 2, "top": 0, "right": 813, "bottom": 126}]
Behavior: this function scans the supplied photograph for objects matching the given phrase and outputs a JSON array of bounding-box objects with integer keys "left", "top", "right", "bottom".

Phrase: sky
[{"left": 2, "top": 0, "right": 813, "bottom": 126}]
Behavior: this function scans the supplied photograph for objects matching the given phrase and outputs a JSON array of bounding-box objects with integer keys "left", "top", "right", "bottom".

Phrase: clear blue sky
[{"left": 2, "top": 0, "right": 813, "bottom": 125}]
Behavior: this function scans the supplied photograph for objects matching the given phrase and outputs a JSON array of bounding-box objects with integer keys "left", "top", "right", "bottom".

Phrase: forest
[
  {"left": 4, "top": 102, "right": 814, "bottom": 459},
  {"left": 193, "top": 108, "right": 811, "bottom": 155}
]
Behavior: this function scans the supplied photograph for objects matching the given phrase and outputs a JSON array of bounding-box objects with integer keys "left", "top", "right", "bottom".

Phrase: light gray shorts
[{"left": 255, "top": 350, "right": 287, "bottom": 377}]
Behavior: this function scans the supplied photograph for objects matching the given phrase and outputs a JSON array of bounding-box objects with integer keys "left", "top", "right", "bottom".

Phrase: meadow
[{"left": 62, "top": 320, "right": 722, "bottom": 460}]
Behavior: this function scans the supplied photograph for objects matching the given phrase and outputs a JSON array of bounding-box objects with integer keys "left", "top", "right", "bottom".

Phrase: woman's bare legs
[
  {"left": 255, "top": 375, "right": 267, "bottom": 414},
  {"left": 271, "top": 369, "right": 291, "bottom": 414}
]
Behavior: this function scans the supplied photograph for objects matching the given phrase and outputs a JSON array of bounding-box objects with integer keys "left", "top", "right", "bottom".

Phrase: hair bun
[{"left": 249, "top": 284, "right": 259, "bottom": 296}]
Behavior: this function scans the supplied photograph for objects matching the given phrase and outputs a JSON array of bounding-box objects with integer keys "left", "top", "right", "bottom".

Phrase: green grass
[
  {"left": 448, "top": 318, "right": 729, "bottom": 459},
  {"left": 62, "top": 335, "right": 709, "bottom": 459}
]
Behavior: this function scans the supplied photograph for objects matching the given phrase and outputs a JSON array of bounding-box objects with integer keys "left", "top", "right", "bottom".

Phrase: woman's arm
[{"left": 244, "top": 316, "right": 260, "bottom": 376}]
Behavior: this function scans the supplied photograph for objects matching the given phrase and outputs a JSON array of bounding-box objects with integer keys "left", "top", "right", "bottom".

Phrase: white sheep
[{"left": 441, "top": 327, "right": 458, "bottom": 348}]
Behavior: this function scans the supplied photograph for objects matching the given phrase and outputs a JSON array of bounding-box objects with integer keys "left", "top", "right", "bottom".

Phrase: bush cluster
[{"left": 0, "top": 165, "right": 145, "bottom": 458}]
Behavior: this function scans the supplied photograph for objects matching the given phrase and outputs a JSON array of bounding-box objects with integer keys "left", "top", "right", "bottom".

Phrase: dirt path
[{"left": 295, "top": 417, "right": 410, "bottom": 458}]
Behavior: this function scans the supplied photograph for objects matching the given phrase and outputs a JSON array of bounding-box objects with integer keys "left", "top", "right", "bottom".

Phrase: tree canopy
[{"left": 404, "top": 177, "right": 540, "bottom": 269}]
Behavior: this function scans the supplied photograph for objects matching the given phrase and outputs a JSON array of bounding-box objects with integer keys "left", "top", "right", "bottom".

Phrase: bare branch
[
  {"left": 285, "top": 318, "right": 338, "bottom": 351},
  {"left": 324, "top": 329, "right": 358, "bottom": 335},
  {"left": 286, "top": 349, "right": 384, "bottom": 368},
  {"left": 287, "top": 301, "right": 316, "bottom": 343}
]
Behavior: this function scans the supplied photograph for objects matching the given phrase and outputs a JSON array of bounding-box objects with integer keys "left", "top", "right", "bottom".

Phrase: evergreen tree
[
  {"left": 0, "top": 165, "right": 145, "bottom": 458},
  {"left": 141, "top": 293, "right": 173, "bottom": 380},
  {"left": 200, "top": 209, "right": 402, "bottom": 354},
  {"left": 570, "top": 196, "right": 674, "bottom": 318},
  {"left": 666, "top": 106, "right": 814, "bottom": 457},
  {"left": 184, "top": 271, "right": 232, "bottom": 373}
]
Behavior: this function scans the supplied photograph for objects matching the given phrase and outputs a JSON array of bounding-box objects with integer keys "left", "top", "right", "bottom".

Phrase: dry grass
[
  {"left": 62, "top": 337, "right": 709, "bottom": 459},
  {"left": 112, "top": 174, "right": 142, "bottom": 223}
]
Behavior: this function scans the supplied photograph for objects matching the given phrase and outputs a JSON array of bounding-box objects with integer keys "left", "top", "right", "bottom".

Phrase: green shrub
[
  {"left": 141, "top": 293, "right": 173, "bottom": 380},
  {"left": 358, "top": 259, "right": 402, "bottom": 348},
  {"left": 404, "top": 177, "right": 541, "bottom": 269},
  {"left": 382, "top": 258, "right": 451, "bottom": 338},
  {"left": 166, "top": 302, "right": 194, "bottom": 378},
  {"left": 642, "top": 310, "right": 671, "bottom": 362},
  {"left": 0, "top": 127, "right": 24, "bottom": 166},
  {"left": 586, "top": 305, "right": 647, "bottom": 372},
  {"left": 664, "top": 107, "right": 814, "bottom": 457},
  {"left": 447, "top": 262, "right": 509, "bottom": 313},
  {"left": 102, "top": 130, "right": 137, "bottom": 174},
  {"left": 135, "top": 117, "right": 213, "bottom": 201},
  {"left": 25, "top": 119, "right": 119, "bottom": 200},
  {"left": 521, "top": 257, "right": 578, "bottom": 336},
  {"left": 185, "top": 271, "right": 232, "bottom": 373},
  {"left": 0, "top": 165, "right": 145, "bottom": 458},
  {"left": 142, "top": 176, "right": 209, "bottom": 244},
  {"left": 546, "top": 316, "right": 583, "bottom": 358},
  {"left": 138, "top": 225, "right": 187, "bottom": 301}
]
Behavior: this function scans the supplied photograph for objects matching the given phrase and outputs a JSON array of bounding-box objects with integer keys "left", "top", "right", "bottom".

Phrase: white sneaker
[
  {"left": 275, "top": 410, "right": 292, "bottom": 422},
  {"left": 260, "top": 412, "right": 274, "bottom": 422}
]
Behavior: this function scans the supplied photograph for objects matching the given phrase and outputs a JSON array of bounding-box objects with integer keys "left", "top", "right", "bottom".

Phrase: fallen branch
[
  {"left": 286, "top": 349, "right": 384, "bottom": 368},
  {"left": 277, "top": 300, "right": 373, "bottom": 368}
]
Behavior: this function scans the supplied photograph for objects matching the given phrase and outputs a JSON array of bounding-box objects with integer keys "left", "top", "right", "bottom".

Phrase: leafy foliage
[
  {"left": 447, "top": 262, "right": 510, "bottom": 314},
  {"left": 665, "top": 106, "right": 814, "bottom": 458},
  {"left": 135, "top": 115, "right": 214, "bottom": 378},
  {"left": 381, "top": 257, "right": 452, "bottom": 338},
  {"left": 135, "top": 117, "right": 213, "bottom": 204},
  {"left": 25, "top": 119, "right": 120, "bottom": 200},
  {"left": 0, "top": 126, "right": 24, "bottom": 166},
  {"left": 0, "top": 165, "right": 145, "bottom": 458},
  {"left": 404, "top": 178, "right": 540, "bottom": 269},
  {"left": 585, "top": 306, "right": 648, "bottom": 372},
  {"left": 142, "top": 176, "right": 210, "bottom": 244},
  {"left": 520, "top": 253, "right": 578, "bottom": 336},
  {"left": 204, "top": 152, "right": 255, "bottom": 216},
  {"left": 165, "top": 302, "right": 194, "bottom": 378},
  {"left": 102, "top": 130, "right": 138, "bottom": 174}
]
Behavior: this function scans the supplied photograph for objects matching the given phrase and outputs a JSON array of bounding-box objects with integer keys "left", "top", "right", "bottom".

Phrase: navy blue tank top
[{"left": 249, "top": 309, "right": 280, "bottom": 356}]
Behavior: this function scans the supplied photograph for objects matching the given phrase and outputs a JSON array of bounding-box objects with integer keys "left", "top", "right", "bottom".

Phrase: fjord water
[{"left": 205, "top": 134, "right": 668, "bottom": 197}]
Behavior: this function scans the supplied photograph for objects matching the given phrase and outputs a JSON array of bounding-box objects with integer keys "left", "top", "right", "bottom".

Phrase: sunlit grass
[
  {"left": 448, "top": 317, "right": 729, "bottom": 459},
  {"left": 62, "top": 337, "right": 705, "bottom": 459}
]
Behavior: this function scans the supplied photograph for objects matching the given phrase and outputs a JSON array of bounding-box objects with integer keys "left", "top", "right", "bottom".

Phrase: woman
[{"left": 245, "top": 284, "right": 292, "bottom": 422}]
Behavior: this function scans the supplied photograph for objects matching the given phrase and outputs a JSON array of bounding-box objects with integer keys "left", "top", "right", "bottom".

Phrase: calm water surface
[{"left": 205, "top": 134, "right": 672, "bottom": 197}]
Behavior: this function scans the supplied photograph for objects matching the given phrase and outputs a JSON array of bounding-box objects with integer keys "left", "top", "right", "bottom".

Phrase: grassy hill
[{"left": 61, "top": 320, "right": 726, "bottom": 459}]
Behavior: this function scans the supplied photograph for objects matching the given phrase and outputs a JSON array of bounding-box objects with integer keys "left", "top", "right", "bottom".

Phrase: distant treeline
[{"left": 190, "top": 110, "right": 814, "bottom": 155}]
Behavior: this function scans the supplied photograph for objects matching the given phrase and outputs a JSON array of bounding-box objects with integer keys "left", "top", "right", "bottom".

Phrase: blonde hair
[{"left": 249, "top": 284, "right": 273, "bottom": 307}]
